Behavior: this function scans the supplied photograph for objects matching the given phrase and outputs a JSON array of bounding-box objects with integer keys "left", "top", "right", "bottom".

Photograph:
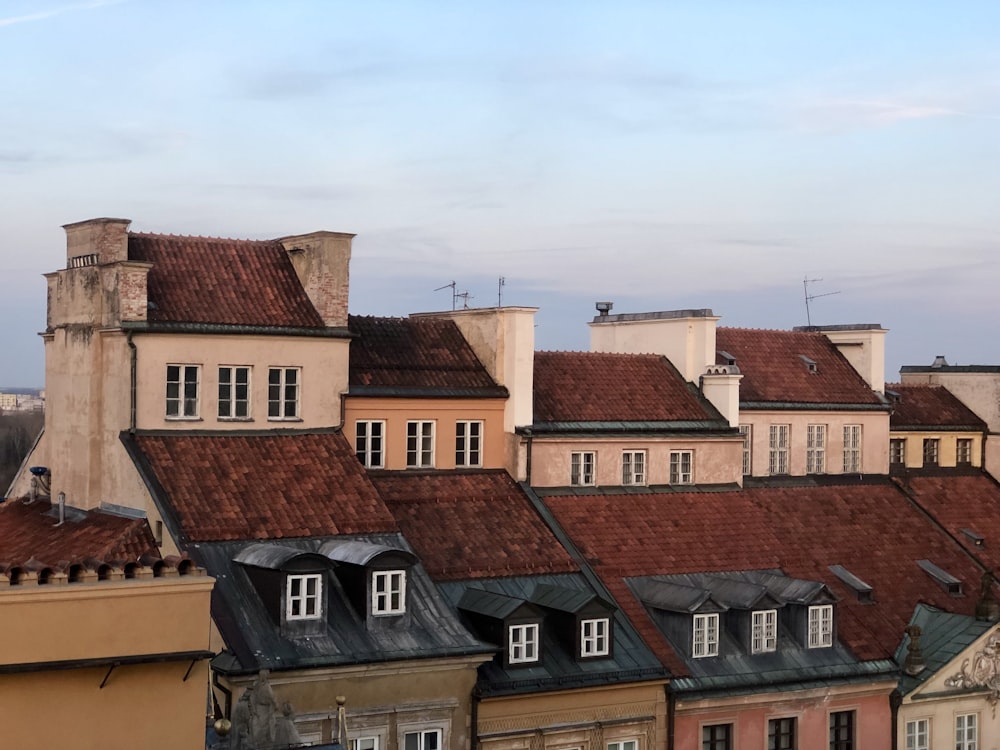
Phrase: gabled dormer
[
  {"left": 458, "top": 588, "right": 545, "bottom": 669},
  {"left": 528, "top": 583, "right": 617, "bottom": 660},
  {"left": 776, "top": 581, "right": 839, "bottom": 649},
  {"left": 631, "top": 577, "right": 728, "bottom": 659},
  {"left": 320, "top": 539, "right": 418, "bottom": 628},
  {"left": 234, "top": 543, "right": 333, "bottom": 638}
]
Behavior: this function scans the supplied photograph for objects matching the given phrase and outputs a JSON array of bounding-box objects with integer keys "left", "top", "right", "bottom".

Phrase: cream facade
[{"left": 889, "top": 431, "right": 983, "bottom": 470}]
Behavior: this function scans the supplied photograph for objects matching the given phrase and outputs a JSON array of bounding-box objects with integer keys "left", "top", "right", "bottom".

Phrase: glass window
[
  {"left": 372, "top": 570, "right": 406, "bottom": 615},
  {"left": 702, "top": 724, "right": 732, "bottom": 750},
  {"left": 287, "top": 573, "right": 322, "bottom": 620},
  {"left": 352, "top": 738, "right": 379, "bottom": 750},
  {"left": 923, "top": 438, "right": 939, "bottom": 467},
  {"left": 843, "top": 425, "right": 862, "bottom": 473},
  {"left": 807, "top": 424, "right": 826, "bottom": 474},
  {"left": 268, "top": 367, "right": 300, "bottom": 419},
  {"left": 905, "top": 719, "right": 928, "bottom": 750},
  {"left": 571, "top": 451, "right": 596, "bottom": 486},
  {"left": 769, "top": 425, "right": 789, "bottom": 474},
  {"left": 455, "top": 421, "right": 483, "bottom": 467},
  {"left": 956, "top": 713, "right": 977, "bottom": 750},
  {"left": 890, "top": 439, "right": 906, "bottom": 466},
  {"left": 957, "top": 438, "right": 973, "bottom": 465},
  {"left": 508, "top": 623, "right": 539, "bottom": 663},
  {"left": 407, "top": 421, "right": 435, "bottom": 467},
  {"left": 829, "top": 710, "right": 854, "bottom": 750},
  {"left": 356, "top": 420, "right": 385, "bottom": 468},
  {"left": 404, "top": 730, "right": 441, "bottom": 750},
  {"left": 768, "top": 717, "right": 796, "bottom": 750},
  {"left": 693, "top": 613, "right": 719, "bottom": 657},
  {"left": 739, "top": 424, "right": 752, "bottom": 475},
  {"left": 218, "top": 366, "right": 251, "bottom": 419},
  {"left": 752, "top": 609, "right": 777, "bottom": 653},
  {"left": 607, "top": 741, "right": 637, "bottom": 750},
  {"left": 808, "top": 604, "right": 833, "bottom": 648},
  {"left": 166, "top": 364, "right": 200, "bottom": 418},
  {"left": 581, "top": 617, "right": 610, "bottom": 657},
  {"left": 622, "top": 450, "right": 646, "bottom": 485},
  {"left": 670, "top": 450, "right": 693, "bottom": 484}
]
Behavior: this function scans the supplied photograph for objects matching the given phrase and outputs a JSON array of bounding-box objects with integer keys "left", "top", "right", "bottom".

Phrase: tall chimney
[{"left": 279, "top": 231, "right": 354, "bottom": 327}]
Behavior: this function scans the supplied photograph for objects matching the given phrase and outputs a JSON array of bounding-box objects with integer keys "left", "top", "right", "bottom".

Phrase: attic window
[
  {"left": 751, "top": 609, "right": 777, "bottom": 653},
  {"left": 581, "top": 617, "right": 610, "bottom": 657},
  {"left": 508, "top": 623, "right": 540, "bottom": 664},
  {"left": 693, "top": 613, "right": 719, "bottom": 657},
  {"left": 372, "top": 570, "right": 406, "bottom": 615},
  {"left": 961, "top": 528, "right": 985, "bottom": 547},
  {"left": 829, "top": 564, "right": 874, "bottom": 604},
  {"left": 287, "top": 573, "right": 323, "bottom": 620},
  {"left": 917, "top": 559, "right": 963, "bottom": 596},
  {"left": 799, "top": 355, "right": 818, "bottom": 373},
  {"left": 807, "top": 604, "right": 833, "bottom": 648}
]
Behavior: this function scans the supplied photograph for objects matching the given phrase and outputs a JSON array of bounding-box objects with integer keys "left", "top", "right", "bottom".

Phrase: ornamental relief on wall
[{"left": 944, "top": 630, "right": 1000, "bottom": 707}]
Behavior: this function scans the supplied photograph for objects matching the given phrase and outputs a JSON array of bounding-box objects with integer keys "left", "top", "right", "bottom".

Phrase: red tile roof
[
  {"left": 886, "top": 384, "right": 987, "bottom": 429},
  {"left": 348, "top": 316, "right": 502, "bottom": 391},
  {"left": 0, "top": 500, "right": 157, "bottom": 567},
  {"left": 129, "top": 233, "right": 325, "bottom": 328},
  {"left": 130, "top": 432, "right": 397, "bottom": 542},
  {"left": 715, "top": 328, "right": 882, "bottom": 405},
  {"left": 896, "top": 473, "right": 1000, "bottom": 559},
  {"left": 533, "top": 351, "right": 720, "bottom": 423},
  {"left": 372, "top": 471, "right": 579, "bottom": 580},
  {"left": 541, "top": 481, "right": 982, "bottom": 675}
]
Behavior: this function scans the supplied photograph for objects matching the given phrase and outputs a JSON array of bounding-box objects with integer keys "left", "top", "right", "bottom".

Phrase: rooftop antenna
[
  {"left": 456, "top": 290, "right": 473, "bottom": 309},
  {"left": 497, "top": 276, "right": 505, "bottom": 307},
  {"left": 803, "top": 276, "right": 840, "bottom": 327},
  {"left": 434, "top": 280, "right": 458, "bottom": 311}
]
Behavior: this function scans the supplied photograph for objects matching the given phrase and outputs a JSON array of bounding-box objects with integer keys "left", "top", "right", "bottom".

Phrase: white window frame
[
  {"left": 352, "top": 737, "right": 380, "bottom": 750},
  {"left": 166, "top": 364, "right": 200, "bottom": 419},
  {"left": 957, "top": 438, "right": 973, "bottom": 465},
  {"left": 580, "top": 617, "right": 610, "bottom": 657},
  {"left": 356, "top": 420, "right": 386, "bottom": 469},
  {"left": 407, "top": 421, "right": 435, "bottom": 468},
  {"left": 890, "top": 438, "right": 906, "bottom": 466},
  {"left": 905, "top": 718, "right": 928, "bottom": 750},
  {"left": 607, "top": 741, "right": 638, "bottom": 750},
  {"left": 739, "top": 424, "right": 752, "bottom": 476},
  {"left": 808, "top": 604, "right": 833, "bottom": 648},
  {"left": 956, "top": 713, "right": 977, "bottom": 750},
  {"left": 622, "top": 450, "right": 646, "bottom": 486},
  {"left": 669, "top": 450, "right": 693, "bottom": 485},
  {"left": 404, "top": 729, "right": 443, "bottom": 750},
  {"left": 372, "top": 570, "right": 406, "bottom": 615},
  {"left": 218, "top": 365, "right": 251, "bottom": 420},
  {"left": 923, "top": 438, "right": 940, "bottom": 466},
  {"left": 571, "top": 451, "right": 596, "bottom": 486},
  {"left": 751, "top": 609, "right": 777, "bottom": 653},
  {"left": 268, "top": 366, "right": 300, "bottom": 420},
  {"left": 286, "top": 573, "right": 323, "bottom": 621},
  {"left": 768, "top": 424, "right": 789, "bottom": 475},
  {"left": 843, "top": 424, "right": 862, "bottom": 473},
  {"left": 806, "top": 424, "right": 826, "bottom": 474},
  {"left": 508, "top": 623, "right": 540, "bottom": 664},
  {"left": 693, "top": 613, "right": 719, "bottom": 658},
  {"left": 455, "top": 420, "right": 483, "bottom": 467}
]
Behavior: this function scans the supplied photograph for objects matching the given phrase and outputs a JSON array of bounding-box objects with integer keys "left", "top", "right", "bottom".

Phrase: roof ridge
[
  {"left": 717, "top": 325, "right": 820, "bottom": 334},
  {"left": 130, "top": 231, "right": 280, "bottom": 245}
]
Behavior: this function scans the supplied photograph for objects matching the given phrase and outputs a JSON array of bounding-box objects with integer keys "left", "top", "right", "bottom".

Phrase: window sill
[
  {"left": 165, "top": 417, "right": 203, "bottom": 422},
  {"left": 219, "top": 417, "right": 255, "bottom": 422},
  {"left": 268, "top": 417, "right": 303, "bottom": 423}
]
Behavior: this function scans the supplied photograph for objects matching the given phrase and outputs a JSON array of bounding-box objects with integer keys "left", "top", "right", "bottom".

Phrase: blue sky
[{"left": 2, "top": 1, "right": 999, "bottom": 386}]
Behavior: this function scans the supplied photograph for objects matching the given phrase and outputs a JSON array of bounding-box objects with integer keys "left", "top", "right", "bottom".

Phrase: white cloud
[{"left": 0, "top": 0, "right": 124, "bottom": 28}]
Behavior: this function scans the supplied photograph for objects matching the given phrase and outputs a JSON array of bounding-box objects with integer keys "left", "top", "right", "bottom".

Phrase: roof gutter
[{"left": 127, "top": 330, "right": 137, "bottom": 433}]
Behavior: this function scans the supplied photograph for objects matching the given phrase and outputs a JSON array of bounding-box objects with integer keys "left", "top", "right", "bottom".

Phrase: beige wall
[
  {"left": 741, "top": 410, "right": 889, "bottom": 476},
  {"left": 528, "top": 435, "right": 743, "bottom": 488},
  {"left": 889, "top": 431, "right": 983, "bottom": 469},
  {"left": 900, "top": 371, "right": 1000, "bottom": 432},
  {"left": 345, "top": 396, "right": 507, "bottom": 471}
]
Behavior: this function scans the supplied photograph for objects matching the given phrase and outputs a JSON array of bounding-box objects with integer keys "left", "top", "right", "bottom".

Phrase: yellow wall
[{"left": 889, "top": 430, "right": 982, "bottom": 469}]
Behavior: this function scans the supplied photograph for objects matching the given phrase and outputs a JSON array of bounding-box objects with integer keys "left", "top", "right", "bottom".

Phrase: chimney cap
[{"left": 595, "top": 301, "right": 613, "bottom": 316}]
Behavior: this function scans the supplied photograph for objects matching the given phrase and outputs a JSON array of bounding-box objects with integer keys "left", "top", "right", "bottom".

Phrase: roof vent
[
  {"left": 828, "top": 564, "right": 874, "bottom": 603},
  {"left": 931, "top": 355, "right": 949, "bottom": 368},
  {"left": 595, "top": 301, "right": 613, "bottom": 317},
  {"left": 718, "top": 350, "right": 737, "bottom": 366},
  {"left": 961, "top": 528, "right": 985, "bottom": 547},
  {"left": 917, "top": 559, "right": 963, "bottom": 596},
  {"left": 799, "top": 355, "right": 818, "bottom": 373}
]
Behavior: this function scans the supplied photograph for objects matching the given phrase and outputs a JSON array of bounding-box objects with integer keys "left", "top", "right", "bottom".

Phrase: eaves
[
  {"left": 669, "top": 658, "right": 899, "bottom": 698},
  {"left": 891, "top": 425, "right": 987, "bottom": 433},
  {"left": 120, "top": 321, "right": 352, "bottom": 338},
  {"left": 739, "top": 402, "right": 890, "bottom": 412},
  {"left": 348, "top": 386, "right": 509, "bottom": 399},
  {"left": 522, "top": 421, "right": 737, "bottom": 436}
]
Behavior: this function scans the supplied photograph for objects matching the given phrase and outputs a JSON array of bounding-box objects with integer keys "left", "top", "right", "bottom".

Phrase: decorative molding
[{"left": 944, "top": 630, "right": 1000, "bottom": 706}]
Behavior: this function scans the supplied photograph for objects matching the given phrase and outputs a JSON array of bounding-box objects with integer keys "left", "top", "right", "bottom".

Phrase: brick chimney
[
  {"left": 279, "top": 231, "right": 354, "bottom": 328},
  {"left": 63, "top": 217, "right": 131, "bottom": 265}
]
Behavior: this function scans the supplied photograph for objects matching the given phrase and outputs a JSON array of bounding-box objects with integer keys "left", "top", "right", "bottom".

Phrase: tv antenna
[
  {"left": 434, "top": 280, "right": 472, "bottom": 311},
  {"left": 497, "top": 276, "right": 505, "bottom": 307},
  {"left": 803, "top": 276, "right": 840, "bottom": 327}
]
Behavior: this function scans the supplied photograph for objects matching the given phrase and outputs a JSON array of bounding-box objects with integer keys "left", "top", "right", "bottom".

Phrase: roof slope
[
  {"left": 895, "top": 472, "right": 1000, "bottom": 559},
  {"left": 348, "top": 315, "right": 504, "bottom": 394},
  {"left": 886, "top": 384, "right": 987, "bottom": 429},
  {"left": 715, "top": 328, "right": 882, "bottom": 406},
  {"left": 895, "top": 604, "right": 994, "bottom": 695},
  {"left": 540, "top": 479, "right": 982, "bottom": 677},
  {"left": 126, "top": 431, "right": 397, "bottom": 542},
  {"left": 129, "top": 233, "right": 325, "bottom": 328},
  {"left": 533, "top": 351, "right": 720, "bottom": 423},
  {"left": 372, "top": 470, "right": 579, "bottom": 580}
]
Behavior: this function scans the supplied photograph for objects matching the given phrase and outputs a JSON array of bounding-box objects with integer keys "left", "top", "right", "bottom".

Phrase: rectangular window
[
  {"left": 669, "top": 450, "right": 693, "bottom": 484},
  {"left": 571, "top": 451, "right": 596, "bottom": 486},
  {"left": 843, "top": 425, "right": 862, "bottom": 473},
  {"left": 404, "top": 730, "right": 441, "bottom": 750},
  {"left": 956, "top": 713, "right": 977, "bottom": 750},
  {"left": 166, "top": 364, "right": 200, "bottom": 418},
  {"left": 407, "top": 421, "right": 435, "bottom": 467},
  {"left": 455, "top": 420, "right": 483, "bottom": 467},
  {"left": 739, "top": 425, "right": 752, "bottom": 475},
  {"left": 355, "top": 420, "right": 385, "bottom": 469},
  {"left": 287, "top": 573, "right": 322, "bottom": 620},
  {"left": 622, "top": 450, "right": 646, "bottom": 486},
  {"left": 268, "top": 367, "right": 300, "bottom": 419},
  {"left": 890, "top": 438, "right": 906, "bottom": 466},
  {"left": 829, "top": 710, "right": 854, "bottom": 750},
  {"left": 807, "top": 424, "right": 826, "bottom": 474},
  {"left": 372, "top": 570, "right": 406, "bottom": 615},
  {"left": 808, "top": 604, "right": 833, "bottom": 648},
  {"left": 905, "top": 719, "right": 928, "bottom": 750},
  {"left": 607, "top": 741, "right": 637, "bottom": 750},
  {"left": 508, "top": 623, "right": 539, "bottom": 663},
  {"left": 352, "top": 738, "right": 379, "bottom": 750},
  {"left": 923, "top": 438, "right": 940, "bottom": 467},
  {"left": 702, "top": 724, "right": 732, "bottom": 750},
  {"left": 769, "top": 425, "right": 789, "bottom": 475},
  {"left": 752, "top": 609, "right": 777, "bottom": 653},
  {"left": 957, "top": 438, "right": 973, "bottom": 465},
  {"left": 693, "top": 613, "right": 719, "bottom": 658},
  {"left": 581, "top": 617, "right": 610, "bottom": 657},
  {"left": 218, "top": 366, "right": 251, "bottom": 419},
  {"left": 768, "top": 717, "right": 796, "bottom": 750}
]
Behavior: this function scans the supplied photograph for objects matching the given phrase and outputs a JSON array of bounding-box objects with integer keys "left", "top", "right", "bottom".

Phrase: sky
[{"left": 2, "top": 1, "right": 999, "bottom": 387}]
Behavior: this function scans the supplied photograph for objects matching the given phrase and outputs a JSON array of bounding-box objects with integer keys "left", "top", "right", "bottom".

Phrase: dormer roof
[{"left": 886, "top": 383, "right": 987, "bottom": 430}]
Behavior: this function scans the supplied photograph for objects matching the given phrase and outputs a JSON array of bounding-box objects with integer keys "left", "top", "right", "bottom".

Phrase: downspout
[
  {"left": 127, "top": 331, "right": 137, "bottom": 433},
  {"left": 666, "top": 686, "right": 675, "bottom": 750},
  {"left": 890, "top": 688, "right": 902, "bottom": 750},
  {"left": 471, "top": 687, "right": 481, "bottom": 750},
  {"left": 524, "top": 428, "right": 533, "bottom": 485}
]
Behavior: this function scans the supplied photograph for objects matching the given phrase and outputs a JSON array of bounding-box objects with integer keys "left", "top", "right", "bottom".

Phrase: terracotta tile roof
[
  {"left": 0, "top": 499, "right": 157, "bottom": 567},
  {"left": 886, "top": 384, "right": 987, "bottom": 429},
  {"left": 129, "top": 233, "right": 325, "bottom": 328},
  {"left": 896, "top": 473, "right": 1000, "bottom": 559},
  {"left": 533, "top": 351, "right": 720, "bottom": 423},
  {"left": 348, "top": 315, "right": 502, "bottom": 392},
  {"left": 541, "top": 481, "right": 982, "bottom": 676},
  {"left": 372, "top": 470, "right": 579, "bottom": 580},
  {"left": 715, "top": 328, "right": 882, "bottom": 405},
  {"left": 129, "top": 431, "right": 397, "bottom": 542}
]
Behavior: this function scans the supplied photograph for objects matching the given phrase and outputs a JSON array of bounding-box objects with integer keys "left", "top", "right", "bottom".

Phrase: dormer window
[
  {"left": 372, "top": 570, "right": 406, "bottom": 615},
  {"left": 693, "top": 613, "right": 719, "bottom": 657},
  {"left": 509, "top": 623, "right": 540, "bottom": 664},
  {"left": 581, "top": 617, "right": 610, "bottom": 657},
  {"left": 807, "top": 604, "right": 833, "bottom": 648},
  {"left": 287, "top": 573, "right": 323, "bottom": 620},
  {"left": 751, "top": 609, "right": 777, "bottom": 653}
]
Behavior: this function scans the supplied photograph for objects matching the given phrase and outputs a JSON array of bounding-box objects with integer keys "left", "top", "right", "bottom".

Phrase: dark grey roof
[
  {"left": 439, "top": 573, "right": 667, "bottom": 697},
  {"left": 631, "top": 578, "right": 719, "bottom": 614},
  {"left": 458, "top": 588, "right": 534, "bottom": 621},
  {"left": 193, "top": 534, "right": 492, "bottom": 676},
  {"left": 235, "top": 543, "right": 328, "bottom": 570},
  {"left": 529, "top": 583, "right": 612, "bottom": 614},
  {"left": 319, "top": 539, "right": 417, "bottom": 567},
  {"left": 895, "top": 604, "right": 995, "bottom": 695}
]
